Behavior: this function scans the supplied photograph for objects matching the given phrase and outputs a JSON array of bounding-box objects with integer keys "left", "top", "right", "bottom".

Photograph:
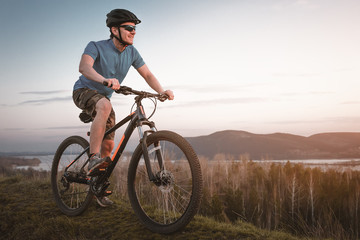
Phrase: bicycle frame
[
  {"left": 65, "top": 95, "right": 163, "bottom": 184},
  {"left": 52, "top": 84, "right": 204, "bottom": 234}
]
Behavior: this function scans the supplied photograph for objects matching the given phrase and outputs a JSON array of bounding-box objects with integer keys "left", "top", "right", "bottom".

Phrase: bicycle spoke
[
  {"left": 168, "top": 191, "right": 187, "bottom": 212},
  {"left": 51, "top": 136, "right": 92, "bottom": 215},
  {"left": 173, "top": 183, "right": 192, "bottom": 196},
  {"left": 131, "top": 136, "right": 195, "bottom": 225}
]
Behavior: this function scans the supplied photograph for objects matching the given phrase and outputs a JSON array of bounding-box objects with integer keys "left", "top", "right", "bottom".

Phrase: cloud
[
  {"left": 20, "top": 90, "right": 68, "bottom": 95},
  {"left": 324, "top": 116, "right": 360, "bottom": 124},
  {"left": 19, "top": 96, "right": 72, "bottom": 105},
  {"left": 46, "top": 125, "right": 90, "bottom": 130},
  {"left": 161, "top": 97, "right": 266, "bottom": 108},
  {"left": 279, "top": 91, "right": 333, "bottom": 97},
  {"left": 1, "top": 126, "right": 89, "bottom": 133},
  {"left": 272, "top": 0, "right": 319, "bottom": 10},
  {"left": 341, "top": 101, "right": 360, "bottom": 105},
  {"left": 309, "top": 91, "right": 333, "bottom": 95},
  {"left": 0, "top": 91, "right": 73, "bottom": 107},
  {"left": 272, "top": 72, "right": 320, "bottom": 78},
  {"left": 2, "top": 128, "right": 26, "bottom": 131},
  {"left": 168, "top": 83, "right": 270, "bottom": 94},
  {"left": 268, "top": 116, "right": 360, "bottom": 125},
  {"left": 267, "top": 119, "right": 321, "bottom": 125}
]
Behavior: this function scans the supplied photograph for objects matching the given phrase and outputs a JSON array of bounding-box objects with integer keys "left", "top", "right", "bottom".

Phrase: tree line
[
  {"left": 3, "top": 152, "right": 359, "bottom": 239},
  {"left": 198, "top": 154, "right": 360, "bottom": 240}
]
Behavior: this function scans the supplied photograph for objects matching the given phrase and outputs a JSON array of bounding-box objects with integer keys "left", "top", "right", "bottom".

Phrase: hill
[
  {"left": 0, "top": 176, "right": 308, "bottom": 240},
  {"left": 186, "top": 130, "right": 360, "bottom": 160}
]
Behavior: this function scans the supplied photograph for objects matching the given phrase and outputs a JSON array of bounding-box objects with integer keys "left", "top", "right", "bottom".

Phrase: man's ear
[{"left": 111, "top": 26, "right": 119, "bottom": 36}]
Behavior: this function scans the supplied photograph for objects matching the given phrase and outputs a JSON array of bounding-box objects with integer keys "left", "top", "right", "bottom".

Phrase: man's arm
[
  {"left": 79, "top": 54, "right": 120, "bottom": 90},
  {"left": 137, "top": 64, "right": 174, "bottom": 100}
]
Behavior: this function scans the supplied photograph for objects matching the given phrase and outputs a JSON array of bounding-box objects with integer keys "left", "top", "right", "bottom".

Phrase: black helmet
[{"left": 106, "top": 9, "right": 141, "bottom": 27}]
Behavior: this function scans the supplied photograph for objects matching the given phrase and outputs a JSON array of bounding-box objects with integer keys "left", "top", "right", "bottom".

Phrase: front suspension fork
[{"left": 137, "top": 124, "right": 164, "bottom": 183}]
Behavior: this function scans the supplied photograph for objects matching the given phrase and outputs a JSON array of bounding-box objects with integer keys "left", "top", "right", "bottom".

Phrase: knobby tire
[
  {"left": 51, "top": 136, "right": 93, "bottom": 216},
  {"left": 127, "top": 130, "right": 203, "bottom": 234}
]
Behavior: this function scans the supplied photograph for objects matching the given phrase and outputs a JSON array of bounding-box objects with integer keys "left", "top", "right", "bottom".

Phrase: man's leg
[
  {"left": 89, "top": 98, "right": 112, "bottom": 155},
  {"left": 101, "top": 139, "right": 114, "bottom": 157},
  {"left": 88, "top": 97, "right": 115, "bottom": 206},
  {"left": 101, "top": 105, "right": 115, "bottom": 158}
]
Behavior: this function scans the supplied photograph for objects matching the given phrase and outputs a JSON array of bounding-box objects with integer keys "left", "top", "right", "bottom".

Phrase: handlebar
[{"left": 102, "top": 81, "right": 168, "bottom": 102}]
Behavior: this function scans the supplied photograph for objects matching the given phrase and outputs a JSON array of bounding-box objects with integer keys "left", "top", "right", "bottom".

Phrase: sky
[{"left": 0, "top": 0, "right": 360, "bottom": 152}]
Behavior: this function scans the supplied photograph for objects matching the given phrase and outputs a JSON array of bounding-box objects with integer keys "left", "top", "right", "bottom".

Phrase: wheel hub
[{"left": 156, "top": 170, "right": 174, "bottom": 193}]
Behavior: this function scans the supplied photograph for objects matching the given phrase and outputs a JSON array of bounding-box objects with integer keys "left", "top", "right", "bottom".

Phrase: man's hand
[
  {"left": 163, "top": 90, "right": 174, "bottom": 100},
  {"left": 105, "top": 78, "right": 120, "bottom": 90}
]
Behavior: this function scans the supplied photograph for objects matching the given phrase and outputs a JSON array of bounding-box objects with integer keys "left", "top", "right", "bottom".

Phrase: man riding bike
[{"left": 72, "top": 9, "right": 174, "bottom": 206}]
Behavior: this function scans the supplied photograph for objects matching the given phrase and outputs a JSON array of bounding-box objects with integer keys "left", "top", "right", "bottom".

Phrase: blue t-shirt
[{"left": 73, "top": 39, "right": 145, "bottom": 98}]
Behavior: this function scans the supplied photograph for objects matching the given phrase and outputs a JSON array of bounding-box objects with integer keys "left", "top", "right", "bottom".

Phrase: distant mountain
[
  {"left": 185, "top": 130, "right": 360, "bottom": 160},
  {"left": 2, "top": 130, "right": 360, "bottom": 160}
]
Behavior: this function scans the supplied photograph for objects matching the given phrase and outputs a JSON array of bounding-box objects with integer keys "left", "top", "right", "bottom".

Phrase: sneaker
[
  {"left": 88, "top": 153, "right": 111, "bottom": 175},
  {"left": 96, "top": 196, "right": 114, "bottom": 207}
]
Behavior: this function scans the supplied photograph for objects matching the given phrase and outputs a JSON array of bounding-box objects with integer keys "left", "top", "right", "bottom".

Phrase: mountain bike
[{"left": 51, "top": 84, "right": 203, "bottom": 234}]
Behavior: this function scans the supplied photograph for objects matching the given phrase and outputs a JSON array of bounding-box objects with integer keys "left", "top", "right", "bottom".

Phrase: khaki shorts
[{"left": 73, "top": 88, "right": 115, "bottom": 140}]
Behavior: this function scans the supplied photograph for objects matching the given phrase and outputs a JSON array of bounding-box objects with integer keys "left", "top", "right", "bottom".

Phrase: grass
[{"left": 0, "top": 175, "right": 322, "bottom": 240}]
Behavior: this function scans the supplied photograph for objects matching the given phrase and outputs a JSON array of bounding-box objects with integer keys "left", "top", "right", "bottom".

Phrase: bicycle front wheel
[
  {"left": 128, "top": 130, "right": 203, "bottom": 234},
  {"left": 51, "top": 136, "right": 93, "bottom": 216}
]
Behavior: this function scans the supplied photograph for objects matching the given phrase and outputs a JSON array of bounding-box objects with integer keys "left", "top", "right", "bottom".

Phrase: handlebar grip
[
  {"left": 158, "top": 94, "right": 169, "bottom": 102},
  {"left": 102, "top": 80, "right": 113, "bottom": 88}
]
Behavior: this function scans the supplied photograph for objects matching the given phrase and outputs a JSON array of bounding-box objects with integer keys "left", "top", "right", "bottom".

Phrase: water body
[
  {"left": 15, "top": 155, "right": 360, "bottom": 172},
  {"left": 253, "top": 159, "right": 360, "bottom": 171},
  {"left": 15, "top": 155, "right": 54, "bottom": 171}
]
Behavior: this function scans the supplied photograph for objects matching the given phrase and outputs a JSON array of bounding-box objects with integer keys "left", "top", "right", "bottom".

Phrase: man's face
[{"left": 113, "top": 22, "right": 136, "bottom": 45}]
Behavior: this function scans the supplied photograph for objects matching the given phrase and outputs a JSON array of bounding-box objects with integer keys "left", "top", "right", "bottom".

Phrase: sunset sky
[{"left": 1, "top": 0, "right": 359, "bottom": 152}]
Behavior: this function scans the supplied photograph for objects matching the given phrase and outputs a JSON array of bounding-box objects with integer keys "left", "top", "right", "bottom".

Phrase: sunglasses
[{"left": 119, "top": 25, "right": 136, "bottom": 32}]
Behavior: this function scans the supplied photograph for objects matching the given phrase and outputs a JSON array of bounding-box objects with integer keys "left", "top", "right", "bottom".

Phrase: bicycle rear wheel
[
  {"left": 127, "top": 130, "right": 203, "bottom": 234},
  {"left": 51, "top": 136, "right": 93, "bottom": 216}
]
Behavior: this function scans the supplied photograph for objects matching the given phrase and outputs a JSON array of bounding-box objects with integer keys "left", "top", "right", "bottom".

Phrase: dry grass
[{"left": 0, "top": 172, "right": 309, "bottom": 240}]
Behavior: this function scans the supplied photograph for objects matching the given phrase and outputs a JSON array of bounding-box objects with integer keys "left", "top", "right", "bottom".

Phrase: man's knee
[{"left": 96, "top": 98, "right": 112, "bottom": 115}]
